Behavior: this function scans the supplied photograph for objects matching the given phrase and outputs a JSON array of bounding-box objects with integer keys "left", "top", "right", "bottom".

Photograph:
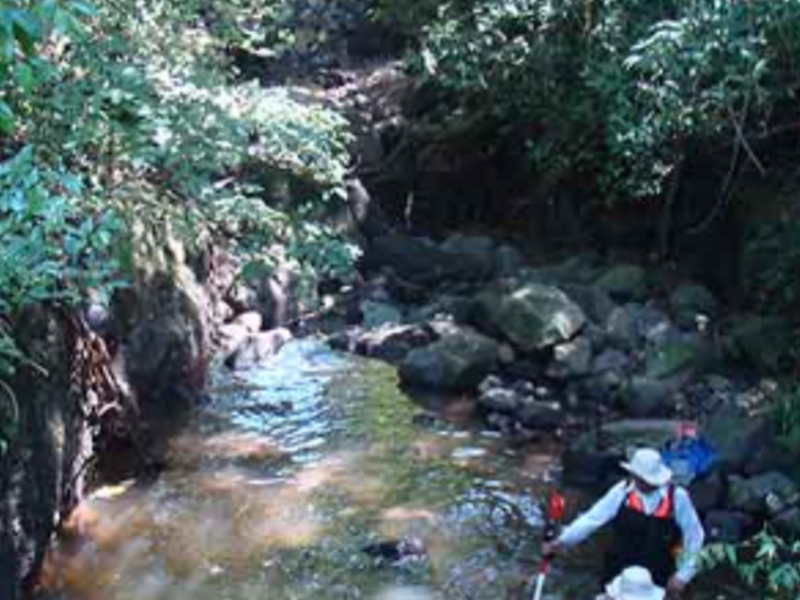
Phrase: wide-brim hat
[
  {"left": 620, "top": 448, "right": 672, "bottom": 487},
  {"left": 605, "top": 566, "right": 666, "bottom": 600}
]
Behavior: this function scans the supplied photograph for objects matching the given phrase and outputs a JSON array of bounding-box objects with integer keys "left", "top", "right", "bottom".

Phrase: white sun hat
[
  {"left": 605, "top": 566, "right": 666, "bottom": 600},
  {"left": 620, "top": 448, "right": 672, "bottom": 487}
]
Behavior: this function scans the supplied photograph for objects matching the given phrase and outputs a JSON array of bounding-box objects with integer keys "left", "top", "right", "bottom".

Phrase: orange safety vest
[{"left": 625, "top": 488, "right": 673, "bottom": 519}]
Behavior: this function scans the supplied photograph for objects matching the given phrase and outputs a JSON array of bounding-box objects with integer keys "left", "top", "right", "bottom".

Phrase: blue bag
[{"left": 661, "top": 435, "right": 717, "bottom": 485}]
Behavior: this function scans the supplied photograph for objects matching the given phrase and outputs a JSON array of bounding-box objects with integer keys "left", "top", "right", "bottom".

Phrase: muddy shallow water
[{"left": 36, "top": 340, "right": 745, "bottom": 600}]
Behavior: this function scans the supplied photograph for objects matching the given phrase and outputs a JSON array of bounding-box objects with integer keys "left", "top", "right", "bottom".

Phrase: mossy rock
[{"left": 595, "top": 264, "right": 648, "bottom": 302}]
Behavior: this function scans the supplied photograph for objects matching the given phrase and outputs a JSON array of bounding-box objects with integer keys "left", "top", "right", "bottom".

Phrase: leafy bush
[
  {"left": 0, "top": 147, "right": 122, "bottom": 453},
  {"left": 18, "top": 0, "right": 358, "bottom": 294},
  {"left": 0, "top": 147, "right": 122, "bottom": 337},
  {"left": 0, "top": 0, "right": 362, "bottom": 455},
  {"left": 775, "top": 384, "right": 800, "bottom": 455},
  {"left": 0, "top": 0, "right": 97, "bottom": 132},
  {"left": 408, "top": 0, "right": 800, "bottom": 203},
  {"left": 703, "top": 528, "right": 800, "bottom": 600},
  {"left": 744, "top": 221, "right": 800, "bottom": 317}
]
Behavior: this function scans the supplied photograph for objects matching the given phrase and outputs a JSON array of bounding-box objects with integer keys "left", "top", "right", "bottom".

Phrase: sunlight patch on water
[
  {"left": 39, "top": 340, "right": 570, "bottom": 600},
  {"left": 373, "top": 585, "right": 439, "bottom": 600}
]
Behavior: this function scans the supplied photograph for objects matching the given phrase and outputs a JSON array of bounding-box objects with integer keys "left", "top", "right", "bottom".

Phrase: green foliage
[
  {"left": 703, "top": 381, "right": 800, "bottom": 597},
  {"left": 775, "top": 384, "right": 800, "bottom": 455},
  {"left": 744, "top": 221, "right": 800, "bottom": 316},
  {"left": 0, "top": 0, "right": 360, "bottom": 452},
  {"left": 0, "top": 146, "right": 122, "bottom": 452},
  {"left": 702, "top": 528, "right": 800, "bottom": 600},
  {"left": 0, "top": 146, "right": 123, "bottom": 358},
  {"left": 408, "top": 0, "right": 800, "bottom": 202},
  {"left": 0, "top": 0, "right": 97, "bottom": 132},
  {"left": 17, "top": 0, "right": 357, "bottom": 294}
]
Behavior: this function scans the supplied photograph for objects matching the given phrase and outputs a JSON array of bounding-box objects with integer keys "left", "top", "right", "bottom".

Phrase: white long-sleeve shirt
[{"left": 557, "top": 480, "right": 705, "bottom": 583}]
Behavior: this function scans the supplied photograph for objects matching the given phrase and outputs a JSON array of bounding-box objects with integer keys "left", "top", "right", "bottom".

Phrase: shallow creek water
[{"left": 37, "top": 340, "right": 744, "bottom": 600}]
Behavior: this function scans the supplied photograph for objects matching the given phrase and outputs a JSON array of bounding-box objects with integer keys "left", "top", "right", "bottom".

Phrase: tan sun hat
[
  {"left": 620, "top": 448, "right": 672, "bottom": 487},
  {"left": 605, "top": 566, "right": 665, "bottom": 600}
]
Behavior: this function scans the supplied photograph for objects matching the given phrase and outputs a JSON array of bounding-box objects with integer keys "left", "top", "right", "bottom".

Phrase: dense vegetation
[
  {"left": 1, "top": 0, "right": 799, "bottom": 596},
  {"left": 0, "top": 0, "right": 358, "bottom": 447},
  {"left": 379, "top": 2, "right": 800, "bottom": 595}
]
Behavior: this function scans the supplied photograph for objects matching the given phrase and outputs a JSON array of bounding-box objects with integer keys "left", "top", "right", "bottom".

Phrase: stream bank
[{"left": 3, "top": 2, "right": 798, "bottom": 598}]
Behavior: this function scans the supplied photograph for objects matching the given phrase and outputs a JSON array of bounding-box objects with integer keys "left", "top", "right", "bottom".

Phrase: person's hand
[
  {"left": 541, "top": 539, "right": 563, "bottom": 558},
  {"left": 666, "top": 575, "right": 686, "bottom": 598}
]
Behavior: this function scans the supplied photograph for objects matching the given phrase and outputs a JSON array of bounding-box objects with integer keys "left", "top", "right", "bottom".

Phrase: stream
[{"left": 35, "top": 340, "right": 741, "bottom": 600}]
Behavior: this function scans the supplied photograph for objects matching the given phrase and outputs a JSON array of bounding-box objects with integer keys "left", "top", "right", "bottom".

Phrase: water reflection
[{"left": 37, "top": 340, "right": 575, "bottom": 600}]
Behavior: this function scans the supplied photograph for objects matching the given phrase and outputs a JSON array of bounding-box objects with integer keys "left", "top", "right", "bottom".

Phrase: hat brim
[
  {"left": 606, "top": 577, "right": 666, "bottom": 600},
  {"left": 620, "top": 461, "right": 673, "bottom": 487}
]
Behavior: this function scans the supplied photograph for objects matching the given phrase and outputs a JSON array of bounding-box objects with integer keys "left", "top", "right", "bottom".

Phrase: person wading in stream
[{"left": 542, "top": 448, "right": 705, "bottom": 598}]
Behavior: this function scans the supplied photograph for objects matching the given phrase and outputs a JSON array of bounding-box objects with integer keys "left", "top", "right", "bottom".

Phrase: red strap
[{"left": 625, "top": 486, "right": 673, "bottom": 519}]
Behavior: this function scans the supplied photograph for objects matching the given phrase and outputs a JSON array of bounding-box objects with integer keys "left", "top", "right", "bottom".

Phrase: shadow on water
[{"left": 35, "top": 340, "right": 745, "bottom": 600}]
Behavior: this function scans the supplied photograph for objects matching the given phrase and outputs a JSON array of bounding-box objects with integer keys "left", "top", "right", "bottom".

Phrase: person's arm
[
  {"left": 672, "top": 487, "right": 706, "bottom": 584},
  {"left": 557, "top": 481, "right": 628, "bottom": 548}
]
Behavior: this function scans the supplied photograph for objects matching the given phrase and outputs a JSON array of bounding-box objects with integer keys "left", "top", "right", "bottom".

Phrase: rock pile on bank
[{"left": 328, "top": 231, "right": 799, "bottom": 545}]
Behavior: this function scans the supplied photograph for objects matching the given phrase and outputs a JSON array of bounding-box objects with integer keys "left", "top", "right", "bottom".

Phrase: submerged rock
[{"left": 363, "top": 536, "right": 427, "bottom": 565}]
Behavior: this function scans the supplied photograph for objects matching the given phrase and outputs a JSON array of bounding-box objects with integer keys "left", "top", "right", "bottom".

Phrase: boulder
[
  {"left": 701, "top": 402, "right": 773, "bottom": 472},
  {"left": 225, "top": 328, "right": 293, "bottom": 370},
  {"left": 595, "top": 265, "right": 648, "bottom": 302},
  {"left": 576, "top": 372, "right": 625, "bottom": 404},
  {"left": 559, "top": 283, "right": 617, "bottom": 327},
  {"left": 399, "top": 326, "right": 502, "bottom": 391},
  {"left": 593, "top": 349, "right": 632, "bottom": 377},
  {"left": 361, "top": 234, "right": 491, "bottom": 286},
  {"left": 229, "top": 311, "right": 263, "bottom": 333},
  {"left": 771, "top": 506, "right": 800, "bottom": 539},
  {"left": 689, "top": 472, "right": 726, "bottom": 512},
  {"left": 440, "top": 233, "right": 496, "bottom": 280},
  {"left": 472, "top": 282, "right": 586, "bottom": 352},
  {"left": 334, "top": 323, "right": 435, "bottom": 363},
  {"left": 226, "top": 260, "right": 320, "bottom": 328},
  {"left": 345, "top": 177, "right": 390, "bottom": 241},
  {"left": 563, "top": 419, "right": 687, "bottom": 487},
  {"left": 624, "top": 376, "right": 678, "bottom": 418},
  {"left": 606, "top": 304, "right": 672, "bottom": 351},
  {"left": 479, "top": 386, "right": 522, "bottom": 414},
  {"left": 409, "top": 295, "right": 473, "bottom": 324},
  {"left": 728, "top": 472, "right": 799, "bottom": 514},
  {"left": 670, "top": 283, "right": 718, "bottom": 328},
  {"left": 125, "top": 312, "right": 205, "bottom": 402},
  {"left": 644, "top": 336, "right": 707, "bottom": 380},
  {"left": 493, "top": 244, "right": 527, "bottom": 278},
  {"left": 546, "top": 337, "right": 593, "bottom": 380},
  {"left": 525, "top": 254, "right": 601, "bottom": 286},
  {"left": 361, "top": 300, "right": 403, "bottom": 329},
  {"left": 217, "top": 323, "right": 251, "bottom": 358},
  {"left": 704, "top": 510, "right": 756, "bottom": 544},
  {"left": 516, "top": 398, "right": 563, "bottom": 429}
]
